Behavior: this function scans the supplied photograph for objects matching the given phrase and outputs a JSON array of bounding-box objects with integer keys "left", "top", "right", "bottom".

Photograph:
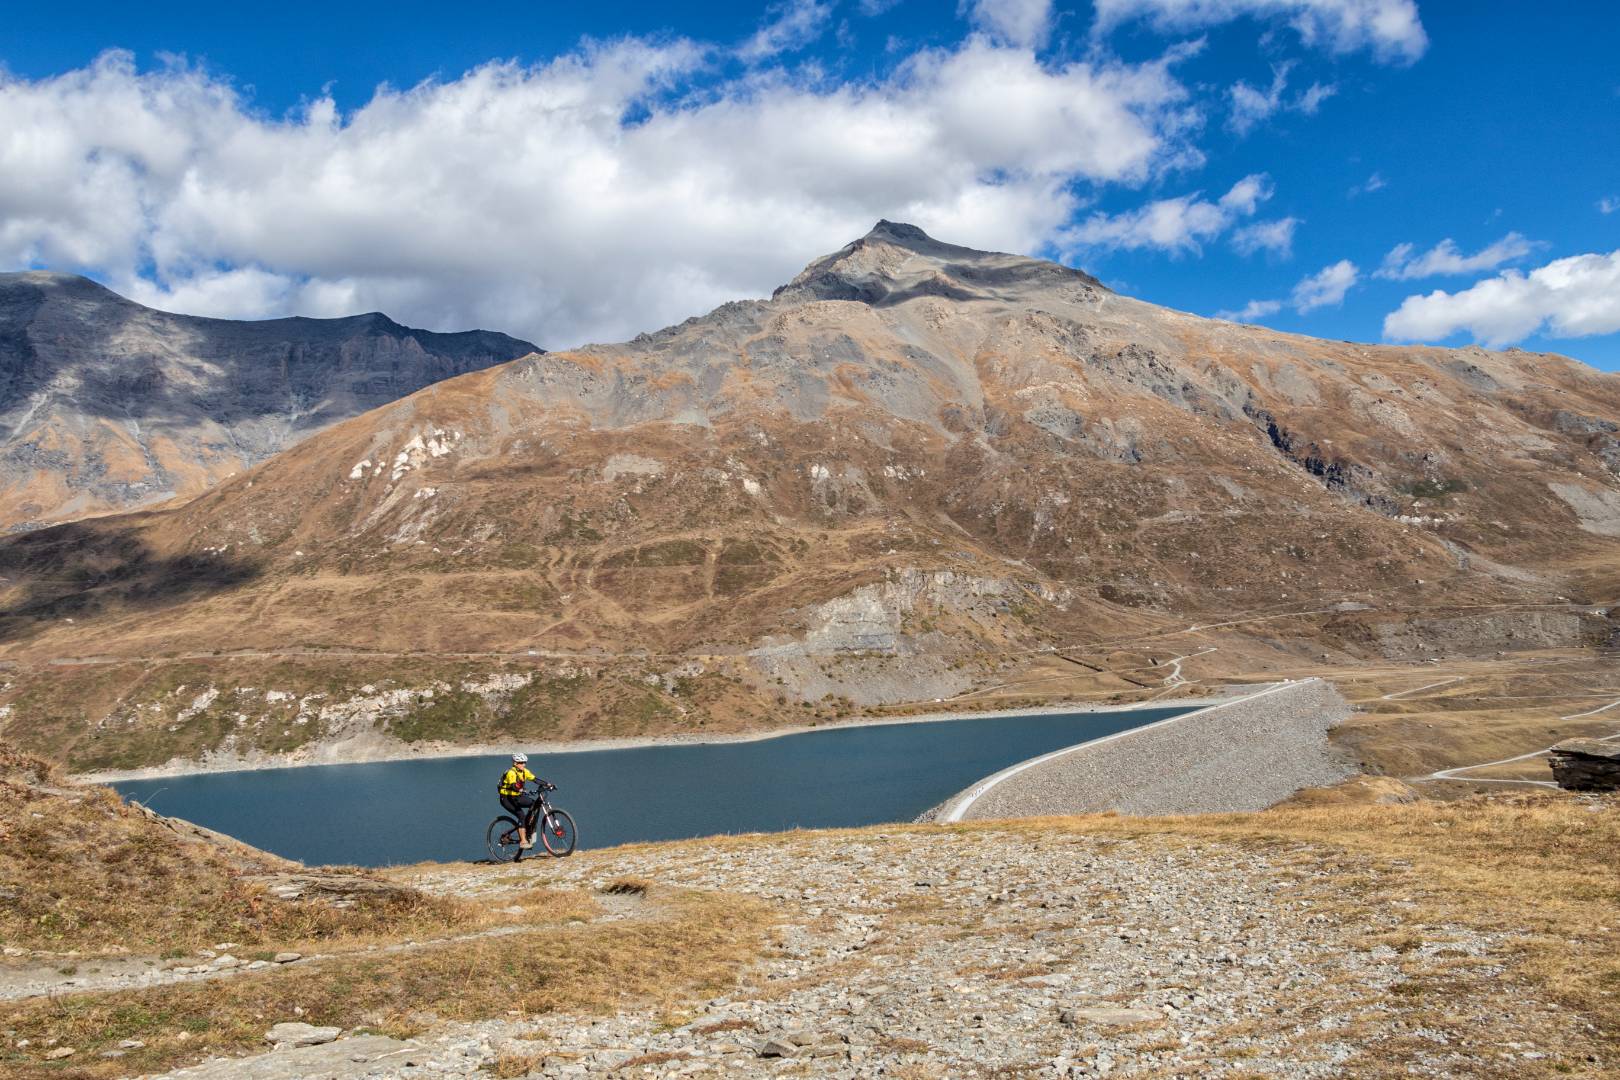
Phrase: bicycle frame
[{"left": 523, "top": 791, "right": 553, "bottom": 834}]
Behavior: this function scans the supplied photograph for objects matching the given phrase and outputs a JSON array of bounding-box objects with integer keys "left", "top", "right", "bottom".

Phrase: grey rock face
[{"left": 0, "top": 271, "right": 539, "bottom": 530}]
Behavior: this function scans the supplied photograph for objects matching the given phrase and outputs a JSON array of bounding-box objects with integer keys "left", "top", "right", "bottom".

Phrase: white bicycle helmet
[{"left": 511, "top": 752, "right": 528, "bottom": 764}]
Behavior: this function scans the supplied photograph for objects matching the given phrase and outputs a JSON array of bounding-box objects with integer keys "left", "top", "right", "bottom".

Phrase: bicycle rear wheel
[
  {"left": 486, "top": 816, "right": 524, "bottom": 863},
  {"left": 540, "top": 808, "right": 577, "bottom": 857}
]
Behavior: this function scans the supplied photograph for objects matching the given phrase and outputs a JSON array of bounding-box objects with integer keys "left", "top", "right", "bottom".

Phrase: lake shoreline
[{"left": 76, "top": 691, "right": 1236, "bottom": 784}]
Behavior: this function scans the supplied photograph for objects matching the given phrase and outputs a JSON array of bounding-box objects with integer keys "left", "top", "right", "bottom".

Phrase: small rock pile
[{"left": 1548, "top": 738, "right": 1620, "bottom": 791}]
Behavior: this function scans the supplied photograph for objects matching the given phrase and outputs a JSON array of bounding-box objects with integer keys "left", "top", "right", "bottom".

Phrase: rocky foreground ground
[{"left": 86, "top": 809, "right": 1605, "bottom": 1080}]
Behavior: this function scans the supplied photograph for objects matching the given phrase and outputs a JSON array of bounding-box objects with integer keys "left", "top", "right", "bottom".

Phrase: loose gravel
[{"left": 123, "top": 823, "right": 1602, "bottom": 1079}]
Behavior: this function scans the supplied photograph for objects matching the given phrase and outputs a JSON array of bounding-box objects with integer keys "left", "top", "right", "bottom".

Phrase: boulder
[
  {"left": 756, "top": 1037, "right": 798, "bottom": 1058},
  {"left": 1548, "top": 739, "right": 1620, "bottom": 791}
]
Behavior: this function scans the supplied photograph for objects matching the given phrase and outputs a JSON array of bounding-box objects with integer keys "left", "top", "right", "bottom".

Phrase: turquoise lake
[{"left": 113, "top": 705, "right": 1192, "bottom": 866}]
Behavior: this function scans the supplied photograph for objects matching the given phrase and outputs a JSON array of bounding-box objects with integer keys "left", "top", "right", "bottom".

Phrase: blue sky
[{"left": 2, "top": 0, "right": 1618, "bottom": 369}]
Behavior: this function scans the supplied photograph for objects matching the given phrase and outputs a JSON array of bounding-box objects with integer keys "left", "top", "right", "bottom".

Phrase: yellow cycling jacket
[{"left": 498, "top": 765, "right": 536, "bottom": 797}]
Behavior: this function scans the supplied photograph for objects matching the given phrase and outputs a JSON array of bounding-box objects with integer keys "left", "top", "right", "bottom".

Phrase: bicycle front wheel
[
  {"left": 540, "top": 808, "right": 577, "bottom": 857},
  {"left": 487, "top": 816, "right": 524, "bottom": 863}
]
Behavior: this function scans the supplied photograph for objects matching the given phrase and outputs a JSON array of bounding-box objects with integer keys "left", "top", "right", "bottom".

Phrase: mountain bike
[{"left": 487, "top": 780, "right": 577, "bottom": 861}]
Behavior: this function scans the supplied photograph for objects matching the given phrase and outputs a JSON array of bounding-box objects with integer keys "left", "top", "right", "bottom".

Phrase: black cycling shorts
[{"left": 500, "top": 793, "right": 536, "bottom": 820}]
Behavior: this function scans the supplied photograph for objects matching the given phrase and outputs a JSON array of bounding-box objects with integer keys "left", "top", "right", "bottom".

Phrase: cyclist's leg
[
  {"left": 520, "top": 796, "right": 540, "bottom": 847},
  {"left": 500, "top": 795, "right": 530, "bottom": 846}
]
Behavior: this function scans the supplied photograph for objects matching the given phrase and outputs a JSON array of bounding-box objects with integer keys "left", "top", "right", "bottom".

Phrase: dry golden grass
[
  {"left": 616, "top": 1049, "right": 693, "bottom": 1068},
  {"left": 0, "top": 890, "right": 771, "bottom": 1079},
  {"left": 1325, "top": 652, "right": 1620, "bottom": 780},
  {"left": 600, "top": 875, "right": 655, "bottom": 896},
  {"left": 0, "top": 742, "right": 475, "bottom": 955},
  {"left": 491, "top": 1051, "right": 545, "bottom": 1078}
]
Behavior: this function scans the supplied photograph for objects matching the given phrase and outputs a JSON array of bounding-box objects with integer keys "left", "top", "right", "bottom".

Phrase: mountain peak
[
  {"left": 0, "top": 270, "right": 129, "bottom": 302},
  {"left": 864, "top": 219, "right": 934, "bottom": 244},
  {"left": 772, "top": 221, "right": 1105, "bottom": 306}
]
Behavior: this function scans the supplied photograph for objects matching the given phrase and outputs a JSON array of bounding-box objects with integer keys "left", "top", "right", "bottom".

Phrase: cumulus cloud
[
  {"left": 1230, "top": 216, "right": 1299, "bottom": 256},
  {"left": 0, "top": 41, "right": 1196, "bottom": 346},
  {"left": 1374, "top": 232, "right": 1536, "bottom": 280},
  {"left": 1094, "top": 0, "right": 1428, "bottom": 63},
  {"left": 1348, "top": 171, "right": 1387, "bottom": 197},
  {"left": 740, "top": 0, "right": 835, "bottom": 61},
  {"left": 1292, "top": 259, "right": 1358, "bottom": 311},
  {"left": 1217, "top": 257, "right": 1357, "bottom": 322},
  {"left": 964, "top": 0, "right": 1055, "bottom": 49},
  {"left": 1062, "top": 173, "right": 1274, "bottom": 254},
  {"left": 1227, "top": 62, "right": 1335, "bottom": 135},
  {"left": 1215, "top": 298, "right": 1283, "bottom": 321},
  {"left": 1383, "top": 250, "right": 1620, "bottom": 347},
  {"left": 1600, "top": 196, "right": 1619, "bottom": 215}
]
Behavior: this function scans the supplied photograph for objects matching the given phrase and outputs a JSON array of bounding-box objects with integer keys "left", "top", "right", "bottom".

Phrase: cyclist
[{"left": 498, "top": 752, "right": 540, "bottom": 849}]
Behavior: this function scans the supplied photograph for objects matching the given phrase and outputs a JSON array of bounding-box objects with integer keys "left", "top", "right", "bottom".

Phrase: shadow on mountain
[
  {"left": 0, "top": 522, "right": 261, "bottom": 642},
  {"left": 871, "top": 277, "right": 984, "bottom": 308},
  {"left": 941, "top": 260, "right": 1104, "bottom": 292}
]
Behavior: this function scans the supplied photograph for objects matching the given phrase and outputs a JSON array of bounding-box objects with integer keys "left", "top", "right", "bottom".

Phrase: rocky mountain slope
[
  {"left": 1, "top": 222, "right": 1617, "bottom": 769},
  {"left": 0, "top": 272, "right": 539, "bottom": 531}
]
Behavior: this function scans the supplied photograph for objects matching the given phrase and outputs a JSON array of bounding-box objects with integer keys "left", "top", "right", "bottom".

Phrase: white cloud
[
  {"left": 740, "top": 0, "right": 835, "bottom": 61},
  {"left": 859, "top": 0, "right": 905, "bottom": 13},
  {"left": 1600, "top": 196, "right": 1619, "bottom": 215},
  {"left": 1348, "top": 171, "right": 1386, "bottom": 197},
  {"left": 0, "top": 42, "right": 1196, "bottom": 347},
  {"left": 1374, "top": 232, "right": 1536, "bottom": 280},
  {"left": 1292, "top": 258, "right": 1358, "bottom": 311},
  {"left": 1231, "top": 216, "right": 1299, "bottom": 256},
  {"left": 1094, "top": 0, "right": 1428, "bottom": 63},
  {"left": 1228, "top": 67, "right": 1288, "bottom": 134},
  {"left": 1384, "top": 250, "right": 1620, "bottom": 348},
  {"left": 1063, "top": 173, "right": 1273, "bottom": 254},
  {"left": 1221, "top": 256, "right": 1357, "bottom": 321},
  {"left": 1226, "top": 62, "right": 1336, "bottom": 135},
  {"left": 964, "top": 0, "right": 1055, "bottom": 49},
  {"left": 1297, "top": 81, "right": 1336, "bottom": 112},
  {"left": 1218, "top": 173, "right": 1272, "bottom": 214},
  {"left": 1216, "top": 298, "right": 1283, "bottom": 321}
]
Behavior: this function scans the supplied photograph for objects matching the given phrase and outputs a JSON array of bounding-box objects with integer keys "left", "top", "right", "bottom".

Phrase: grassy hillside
[{"left": 0, "top": 741, "right": 462, "bottom": 954}]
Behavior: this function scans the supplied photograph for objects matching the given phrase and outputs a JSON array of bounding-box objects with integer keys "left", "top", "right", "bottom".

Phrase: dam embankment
[{"left": 933, "top": 679, "right": 1354, "bottom": 822}]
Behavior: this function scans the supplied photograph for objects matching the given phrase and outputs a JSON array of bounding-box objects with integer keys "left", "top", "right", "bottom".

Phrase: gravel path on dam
[{"left": 936, "top": 679, "right": 1355, "bottom": 821}]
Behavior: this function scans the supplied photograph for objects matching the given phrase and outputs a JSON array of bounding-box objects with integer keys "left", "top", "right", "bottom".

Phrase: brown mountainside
[{"left": 1, "top": 222, "right": 1617, "bottom": 769}]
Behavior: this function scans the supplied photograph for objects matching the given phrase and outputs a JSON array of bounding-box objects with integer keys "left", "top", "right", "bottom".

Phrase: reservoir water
[{"left": 113, "top": 705, "right": 1193, "bottom": 866}]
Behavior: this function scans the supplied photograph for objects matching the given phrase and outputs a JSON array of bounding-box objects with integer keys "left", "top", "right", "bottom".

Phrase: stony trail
[
  {"left": 0, "top": 890, "right": 656, "bottom": 1005},
  {"left": 121, "top": 826, "right": 1601, "bottom": 1079}
]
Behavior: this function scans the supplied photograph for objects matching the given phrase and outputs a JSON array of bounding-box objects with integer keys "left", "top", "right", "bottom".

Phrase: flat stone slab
[
  {"left": 1059, "top": 1007, "right": 1166, "bottom": 1028},
  {"left": 154, "top": 1035, "right": 420, "bottom": 1078},
  {"left": 265, "top": 1022, "right": 342, "bottom": 1048},
  {"left": 1549, "top": 738, "right": 1620, "bottom": 761}
]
